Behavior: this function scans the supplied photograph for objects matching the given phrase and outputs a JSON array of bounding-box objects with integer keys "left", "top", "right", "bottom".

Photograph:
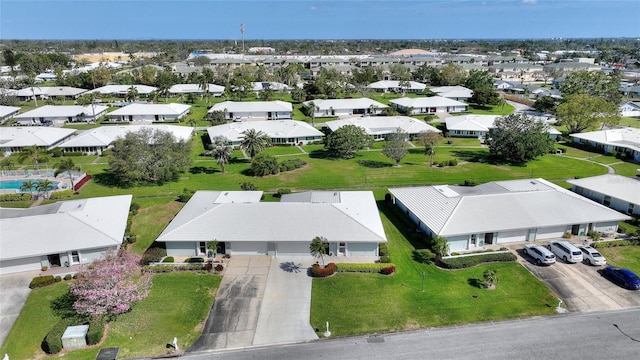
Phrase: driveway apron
[{"left": 0, "top": 271, "right": 37, "bottom": 347}]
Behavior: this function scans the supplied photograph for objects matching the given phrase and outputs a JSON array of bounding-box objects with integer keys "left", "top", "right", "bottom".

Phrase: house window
[
  {"left": 198, "top": 242, "right": 206, "bottom": 256},
  {"left": 470, "top": 234, "right": 477, "bottom": 246},
  {"left": 71, "top": 251, "right": 80, "bottom": 264},
  {"left": 629, "top": 203, "right": 635, "bottom": 215},
  {"left": 603, "top": 196, "right": 611, "bottom": 207}
]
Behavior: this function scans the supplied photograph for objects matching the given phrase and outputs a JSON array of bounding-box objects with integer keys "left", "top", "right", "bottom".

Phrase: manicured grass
[
  {"left": 263, "top": 145, "right": 305, "bottom": 156},
  {"left": 0, "top": 273, "right": 221, "bottom": 360},
  {"left": 310, "top": 200, "right": 558, "bottom": 336},
  {"left": 611, "top": 162, "right": 640, "bottom": 177},
  {"left": 599, "top": 246, "right": 640, "bottom": 274},
  {"left": 619, "top": 116, "right": 640, "bottom": 128},
  {"left": 129, "top": 197, "right": 185, "bottom": 254},
  {"left": 440, "top": 137, "right": 482, "bottom": 147},
  {"left": 468, "top": 103, "right": 515, "bottom": 116}
]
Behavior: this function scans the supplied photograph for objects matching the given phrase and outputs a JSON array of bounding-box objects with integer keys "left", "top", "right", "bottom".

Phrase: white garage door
[
  {"left": 0, "top": 257, "right": 41, "bottom": 275},
  {"left": 277, "top": 242, "right": 311, "bottom": 256},
  {"left": 229, "top": 241, "right": 268, "bottom": 255}
]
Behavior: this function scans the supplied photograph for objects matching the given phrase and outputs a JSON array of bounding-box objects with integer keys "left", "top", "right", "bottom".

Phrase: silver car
[{"left": 579, "top": 246, "right": 606, "bottom": 266}]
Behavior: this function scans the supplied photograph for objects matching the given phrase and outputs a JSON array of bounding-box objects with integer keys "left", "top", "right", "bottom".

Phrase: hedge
[
  {"left": 162, "top": 256, "right": 175, "bottom": 263},
  {"left": 279, "top": 158, "right": 306, "bottom": 172},
  {"left": 311, "top": 263, "right": 337, "bottom": 277},
  {"left": 42, "top": 318, "right": 75, "bottom": 354},
  {"left": 0, "top": 193, "right": 32, "bottom": 202},
  {"left": 592, "top": 239, "right": 640, "bottom": 248},
  {"left": 378, "top": 243, "right": 389, "bottom": 257},
  {"left": 336, "top": 263, "right": 391, "bottom": 273},
  {"left": 185, "top": 257, "right": 205, "bottom": 263},
  {"left": 29, "top": 275, "right": 56, "bottom": 289},
  {"left": 86, "top": 318, "right": 105, "bottom": 345},
  {"left": 439, "top": 252, "right": 517, "bottom": 269},
  {"left": 49, "top": 190, "right": 74, "bottom": 200}
]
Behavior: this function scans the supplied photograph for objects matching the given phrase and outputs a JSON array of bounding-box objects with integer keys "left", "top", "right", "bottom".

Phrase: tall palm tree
[
  {"left": 54, "top": 158, "right": 80, "bottom": 192},
  {"left": 240, "top": 129, "right": 271, "bottom": 159},
  {"left": 431, "top": 236, "right": 450, "bottom": 261},
  {"left": 20, "top": 180, "right": 35, "bottom": 199},
  {"left": 209, "top": 138, "right": 232, "bottom": 173},
  {"left": 125, "top": 86, "right": 139, "bottom": 102},
  {"left": 17, "top": 145, "right": 46, "bottom": 169},
  {"left": 310, "top": 236, "right": 329, "bottom": 266},
  {"left": 36, "top": 179, "right": 55, "bottom": 198}
]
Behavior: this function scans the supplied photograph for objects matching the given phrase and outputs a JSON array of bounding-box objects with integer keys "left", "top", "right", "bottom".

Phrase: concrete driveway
[
  {"left": 517, "top": 248, "right": 640, "bottom": 312},
  {"left": 189, "top": 256, "right": 317, "bottom": 352},
  {"left": 0, "top": 271, "right": 37, "bottom": 347}
]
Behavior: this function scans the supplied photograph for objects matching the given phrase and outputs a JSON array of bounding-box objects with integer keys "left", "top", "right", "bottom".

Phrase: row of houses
[{"left": 2, "top": 174, "right": 636, "bottom": 274}]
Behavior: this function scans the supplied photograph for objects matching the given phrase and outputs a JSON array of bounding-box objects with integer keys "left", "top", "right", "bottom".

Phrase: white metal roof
[
  {"left": 207, "top": 120, "right": 323, "bottom": 143},
  {"left": 0, "top": 105, "right": 20, "bottom": 118},
  {"left": 15, "top": 86, "right": 87, "bottom": 97},
  {"left": 325, "top": 116, "right": 441, "bottom": 135},
  {"left": 108, "top": 103, "right": 191, "bottom": 116},
  {"left": 0, "top": 126, "right": 76, "bottom": 147},
  {"left": 304, "top": 98, "right": 388, "bottom": 111},
  {"left": 157, "top": 190, "right": 387, "bottom": 243},
  {"left": 209, "top": 100, "right": 293, "bottom": 113},
  {"left": 367, "top": 80, "right": 427, "bottom": 91},
  {"left": 14, "top": 105, "right": 108, "bottom": 119},
  {"left": 85, "top": 84, "right": 158, "bottom": 95},
  {"left": 429, "top": 85, "right": 473, "bottom": 99},
  {"left": 169, "top": 83, "right": 225, "bottom": 94},
  {"left": 389, "top": 96, "right": 468, "bottom": 108},
  {"left": 571, "top": 127, "right": 640, "bottom": 153},
  {"left": 389, "top": 178, "right": 630, "bottom": 237},
  {"left": 58, "top": 125, "right": 193, "bottom": 148},
  {"left": 567, "top": 174, "right": 640, "bottom": 205},
  {"left": 445, "top": 115, "right": 500, "bottom": 132},
  {"left": 0, "top": 195, "right": 132, "bottom": 261}
]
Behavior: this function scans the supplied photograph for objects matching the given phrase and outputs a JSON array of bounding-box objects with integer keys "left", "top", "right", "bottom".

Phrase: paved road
[{"left": 183, "top": 309, "right": 640, "bottom": 360}]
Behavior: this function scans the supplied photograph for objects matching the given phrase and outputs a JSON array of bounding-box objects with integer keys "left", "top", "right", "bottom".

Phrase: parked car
[
  {"left": 603, "top": 266, "right": 640, "bottom": 290},
  {"left": 524, "top": 244, "right": 556, "bottom": 266},
  {"left": 548, "top": 241, "right": 583, "bottom": 263},
  {"left": 579, "top": 246, "right": 606, "bottom": 266}
]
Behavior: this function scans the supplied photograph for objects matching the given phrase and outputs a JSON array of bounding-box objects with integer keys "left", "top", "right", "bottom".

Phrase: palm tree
[
  {"left": 483, "top": 269, "right": 498, "bottom": 290},
  {"left": 54, "top": 158, "right": 80, "bottom": 192},
  {"left": 431, "top": 236, "right": 450, "bottom": 261},
  {"left": 310, "top": 236, "right": 329, "bottom": 266},
  {"left": 17, "top": 145, "right": 46, "bottom": 169},
  {"left": 125, "top": 86, "right": 139, "bottom": 102},
  {"left": 20, "top": 180, "right": 36, "bottom": 199},
  {"left": 240, "top": 129, "right": 271, "bottom": 159},
  {"left": 307, "top": 101, "right": 316, "bottom": 127},
  {"left": 209, "top": 137, "right": 232, "bottom": 173},
  {"left": 36, "top": 179, "right": 55, "bottom": 199}
]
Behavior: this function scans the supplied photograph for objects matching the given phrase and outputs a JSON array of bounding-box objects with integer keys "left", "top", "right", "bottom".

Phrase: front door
[
  {"left": 47, "top": 254, "right": 61, "bottom": 267},
  {"left": 485, "top": 233, "right": 494, "bottom": 245},
  {"left": 526, "top": 228, "right": 537, "bottom": 242},
  {"left": 338, "top": 242, "right": 346, "bottom": 256}
]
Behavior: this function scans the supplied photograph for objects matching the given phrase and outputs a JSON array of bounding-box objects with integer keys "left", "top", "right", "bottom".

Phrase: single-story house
[
  {"left": 57, "top": 124, "right": 193, "bottom": 155},
  {"left": 169, "top": 83, "right": 225, "bottom": 97},
  {"left": 567, "top": 175, "right": 640, "bottom": 216},
  {"left": 0, "top": 127, "right": 76, "bottom": 155},
  {"left": 445, "top": 114, "right": 561, "bottom": 139},
  {"left": 13, "top": 104, "right": 108, "bottom": 125},
  {"left": 428, "top": 86, "right": 473, "bottom": 101},
  {"left": 303, "top": 98, "right": 388, "bottom": 118},
  {"left": 619, "top": 101, "right": 640, "bottom": 118},
  {"left": 156, "top": 190, "right": 387, "bottom": 258},
  {"left": 208, "top": 100, "right": 293, "bottom": 121},
  {"left": 367, "top": 80, "right": 427, "bottom": 94},
  {"left": 35, "top": 73, "right": 58, "bottom": 82},
  {"left": 85, "top": 84, "right": 158, "bottom": 97},
  {"left": 207, "top": 120, "right": 323, "bottom": 146},
  {"left": 388, "top": 179, "right": 630, "bottom": 253},
  {"left": 324, "top": 116, "right": 441, "bottom": 141},
  {"left": 389, "top": 96, "right": 468, "bottom": 114},
  {"left": 15, "top": 86, "right": 87, "bottom": 101},
  {"left": 106, "top": 103, "right": 191, "bottom": 122},
  {"left": 0, "top": 105, "right": 20, "bottom": 123},
  {"left": 0, "top": 195, "right": 132, "bottom": 274},
  {"left": 251, "top": 81, "right": 290, "bottom": 93},
  {"left": 571, "top": 127, "right": 640, "bottom": 162}
]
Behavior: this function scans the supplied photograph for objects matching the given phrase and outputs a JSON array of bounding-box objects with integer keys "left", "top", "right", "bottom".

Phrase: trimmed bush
[
  {"left": 185, "top": 257, "right": 205, "bottom": 263},
  {"left": 380, "top": 265, "right": 396, "bottom": 275},
  {"left": 279, "top": 158, "right": 306, "bottom": 172},
  {"left": 177, "top": 188, "right": 195, "bottom": 203},
  {"left": 448, "top": 159, "right": 458, "bottom": 166},
  {"left": 463, "top": 179, "right": 478, "bottom": 187},
  {"left": 378, "top": 243, "right": 389, "bottom": 257},
  {"left": 63, "top": 274, "right": 72, "bottom": 281},
  {"left": 439, "top": 252, "right": 517, "bottom": 269},
  {"left": 86, "top": 318, "right": 105, "bottom": 345},
  {"left": 162, "top": 256, "right": 175, "bottom": 263},
  {"left": 0, "top": 193, "right": 32, "bottom": 202},
  {"left": 311, "top": 263, "right": 337, "bottom": 277},
  {"left": 29, "top": 275, "right": 56, "bottom": 289},
  {"left": 42, "top": 318, "right": 75, "bottom": 354},
  {"left": 379, "top": 255, "right": 391, "bottom": 263},
  {"left": 336, "top": 263, "right": 390, "bottom": 273},
  {"left": 412, "top": 249, "right": 436, "bottom": 264},
  {"left": 144, "top": 265, "right": 175, "bottom": 273},
  {"left": 274, "top": 188, "right": 292, "bottom": 198},
  {"left": 49, "top": 190, "right": 74, "bottom": 200},
  {"left": 54, "top": 276, "right": 62, "bottom": 283},
  {"left": 141, "top": 246, "right": 167, "bottom": 265},
  {"left": 215, "top": 264, "right": 224, "bottom": 272}
]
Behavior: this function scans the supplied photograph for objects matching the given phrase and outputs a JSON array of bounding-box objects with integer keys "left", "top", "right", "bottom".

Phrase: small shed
[{"left": 61, "top": 325, "right": 89, "bottom": 350}]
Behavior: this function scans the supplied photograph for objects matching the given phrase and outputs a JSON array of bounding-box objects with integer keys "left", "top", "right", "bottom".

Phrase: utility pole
[{"left": 240, "top": 23, "right": 245, "bottom": 53}]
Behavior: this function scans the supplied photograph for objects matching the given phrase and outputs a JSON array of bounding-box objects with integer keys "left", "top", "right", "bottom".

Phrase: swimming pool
[{"left": 0, "top": 179, "right": 61, "bottom": 192}]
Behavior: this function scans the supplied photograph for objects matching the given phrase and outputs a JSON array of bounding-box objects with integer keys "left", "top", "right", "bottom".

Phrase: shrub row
[
  {"left": 273, "top": 188, "right": 292, "bottom": 198},
  {"left": 438, "top": 159, "right": 458, "bottom": 167},
  {"left": 336, "top": 263, "right": 391, "bottom": 273},
  {"left": 0, "top": 193, "right": 32, "bottom": 202},
  {"left": 592, "top": 239, "right": 640, "bottom": 248},
  {"left": 29, "top": 275, "right": 56, "bottom": 289},
  {"left": 62, "top": 151, "right": 84, "bottom": 157},
  {"left": 311, "top": 263, "right": 337, "bottom": 277},
  {"left": 440, "top": 252, "right": 517, "bottom": 269},
  {"left": 86, "top": 318, "right": 105, "bottom": 345},
  {"left": 144, "top": 264, "right": 206, "bottom": 273},
  {"left": 279, "top": 158, "right": 306, "bottom": 172},
  {"left": 185, "top": 257, "right": 205, "bottom": 263},
  {"left": 412, "top": 249, "right": 436, "bottom": 264},
  {"left": 140, "top": 247, "right": 166, "bottom": 265},
  {"left": 48, "top": 190, "right": 74, "bottom": 200},
  {"left": 378, "top": 243, "right": 389, "bottom": 257},
  {"left": 42, "top": 318, "right": 75, "bottom": 354}
]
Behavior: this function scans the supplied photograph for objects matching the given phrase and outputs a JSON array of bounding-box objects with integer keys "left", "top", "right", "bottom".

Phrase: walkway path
[
  {"left": 29, "top": 197, "right": 44, "bottom": 207},
  {"left": 556, "top": 154, "right": 616, "bottom": 174}
]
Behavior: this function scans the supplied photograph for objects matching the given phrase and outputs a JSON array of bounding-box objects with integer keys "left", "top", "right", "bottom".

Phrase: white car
[
  {"left": 579, "top": 246, "right": 607, "bottom": 266},
  {"left": 524, "top": 244, "right": 556, "bottom": 266}
]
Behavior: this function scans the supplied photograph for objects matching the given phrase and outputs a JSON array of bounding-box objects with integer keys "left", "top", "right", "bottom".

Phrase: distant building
[
  {"left": 207, "top": 120, "right": 323, "bottom": 146},
  {"left": 13, "top": 105, "right": 108, "bottom": 125}
]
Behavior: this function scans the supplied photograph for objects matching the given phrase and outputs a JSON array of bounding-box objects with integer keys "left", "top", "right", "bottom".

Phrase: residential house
[
  {"left": 445, "top": 114, "right": 561, "bottom": 139},
  {"left": 207, "top": 120, "right": 324, "bottom": 146},
  {"left": 0, "top": 195, "right": 132, "bottom": 274},
  {"left": 13, "top": 105, "right": 108, "bottom": 125},
  {"left": 15, "top": 86, "right": 87, "bottom": 101},
  {"left": 488, "top": 63, "right": 544, "bottom": 82},
  {"left": 367, "top": 80, "right": 427, "bottom": 94},
  {"left": 57, "top": 124, "right": 193, "bottom": 155},
  {"left": 389, "top": 96, "right": 468, "bottom": 114},
  {"left": 0, "top": 126, "right": 76, "bottom": 155},
  {"left": 388, "top": 179, "right": 630, "bottom": 253},
  {"left": 619, "top": 101, "right": 640, "bottom": 117},
  {"left": 107, "top": 103, "right": 191, "bottom": 122},
  {"left": 209, "top": 100, "right": 293, "bottom": 121},
  {"left": 169, "top": 83, "right": 225, "bottom": 97},
  {"left": 156, "top": 190, "right": 387, "bottom": 257},
  {"left": 303, "top": 98, "right": 388, "bottom": 118},
  {"left": 571, "top": 127, "right": 640, "bottom": 162},
  {"left": 251, "top": 82, "right": 290, "bottom": 94},
  {"left": 567, "top": 175, "right": 640, "bottom": 216},
  {"left": 85, "top": 84, "right": 158, "bottom": 97},
  {"left": 429, "top": 86, "right": 474, "bottom": 101},
  {"left": 0, "top": 105, "right": 20, "bottom": 124},
  {"left": 324, "top": 116, "right": 440, "bottom": 141}
]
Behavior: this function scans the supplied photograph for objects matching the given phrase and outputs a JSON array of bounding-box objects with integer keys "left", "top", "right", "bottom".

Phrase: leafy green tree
[
  {"left": 324, "top": 124, "right": 372, "bottom": 159},
  {"left": 108, "top": 128, "right": 192, "bottom": 185},
  {"left": 417, "top": 131, "right": 442, "bottom": 166},
  {"left": 240, "top": 128, "right": 271, "bottom": 159},
  {"left": 310, "top": 236, "right": 329, "bottom": 267},
  {"left": 438, "top": 63, "right": 467, "bottom": 86},
  {"left": 251, "top": 152, "right": 280, "bottom": 177},
  {"left": 464, "top": 70, "right": 494, "bottom": 91},
  {"left": 412, "top": 64, "right": 439, "bottom": 84},
  {"left": 388, "top": 64, "right": 412, "bottom": 81},
  {"left": 54, "top": 158, "right": 80, "bottom": 192},
  {"left": 382, "top": 128, "right": 408, "bottom": 166},
  {"left": 533, "top": 95, "right": 558, "bottom": 113},
  {"left": 559, "top": 70, "right": 621, "bottom": 105},
  {"left": 351, "top": 66, "right": 382, "bottom": 86},
  {"left": 556, "top": 94, "right": 620, "bottom": 133},
  {"left": 290, "top": 87, "right": 306, "bottom": 103},
  {"left": 485, "top": 113, "right": 554, "bottom": 163},
  {"left": 208, "top": 136, "right": 232, "bottom": 173},
  {"left": 470, "top": 87, "right": 501, "bottom": 107}
]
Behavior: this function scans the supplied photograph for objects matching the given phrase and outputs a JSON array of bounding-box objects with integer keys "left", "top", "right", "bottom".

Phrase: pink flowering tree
[{"left": 69, "top": 250, "right": 152, "bottom": 320}]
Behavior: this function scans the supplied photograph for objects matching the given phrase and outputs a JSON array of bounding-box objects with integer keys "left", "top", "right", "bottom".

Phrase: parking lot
[{"left": 516, "top": 247, "right": 640, "bottom": 312}]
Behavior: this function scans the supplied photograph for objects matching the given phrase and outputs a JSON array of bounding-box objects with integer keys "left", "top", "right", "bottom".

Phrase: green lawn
[
  {"left": 310, "top": 200, "right": 558, "bottom": 336},
  {"left": 0, "top": 273, "right": 221, "bottom": 360},
  {"left": 263, "top": 145, "right": 306, "bottom": 156},
  {"left": 599, "top": 246, "right": 640, "bottom": 274},
  {"left": 611, "top": 162, "right": 640, "bottom": 177},
  {"left": 129, "top": 197, "right": 185, "bottom": 254},
  {"left": 468, "top": 103, "right": 515, "bottom": 116},
  {"left": 619, "top": 116, "right": 640, "bottom": 128}
]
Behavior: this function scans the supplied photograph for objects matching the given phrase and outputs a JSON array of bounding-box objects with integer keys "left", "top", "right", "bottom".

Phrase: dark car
[{"left": 603, "top": 266, "right": 640, "bottom": 290}]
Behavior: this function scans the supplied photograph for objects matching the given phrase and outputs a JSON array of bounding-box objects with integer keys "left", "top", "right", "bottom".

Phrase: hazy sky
[{"left": 1, "top": 0, "right": 639, "bottom": 40}]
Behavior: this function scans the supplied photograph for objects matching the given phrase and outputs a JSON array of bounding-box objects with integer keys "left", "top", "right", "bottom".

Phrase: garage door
[
  {"left": 0, "top": 257, "right": 41, "bottom": 275},
  {"left": 229, "top": 242, "right": 268, "bottom": 255},
  {"left": 277, "top": 242, "right": 311, "bottom": 256}
]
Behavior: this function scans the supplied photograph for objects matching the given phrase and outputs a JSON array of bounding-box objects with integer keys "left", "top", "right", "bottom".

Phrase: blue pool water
[{"left": 0, "top": 179, "right": 60, "bottom": 191}]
